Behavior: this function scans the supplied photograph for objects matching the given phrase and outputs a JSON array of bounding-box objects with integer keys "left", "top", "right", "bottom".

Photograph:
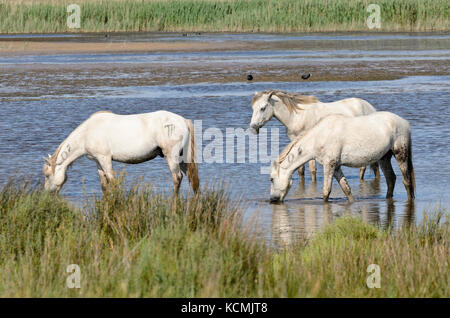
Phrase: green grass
[
  {"left": 0, "top": 177, "right": 448, "bottom": 297},
  {"left": 0, "top": 0, "right": 448, "bottom": 34}
]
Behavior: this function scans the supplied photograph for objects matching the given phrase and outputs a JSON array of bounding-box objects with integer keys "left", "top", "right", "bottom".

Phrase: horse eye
[{"left": 261, "top": 106, "right": 266, "bottom": 111}]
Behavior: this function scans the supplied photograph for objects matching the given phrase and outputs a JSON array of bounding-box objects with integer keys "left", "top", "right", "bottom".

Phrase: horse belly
[
  {"left": 340, "top": 140, "right": 390, "bottom": 167},
  {"left": 111, "top": 144, "right": 162, "bottom": 164},
  {"left": 108, "top": 130, "right": 160, "bottom": 164}
]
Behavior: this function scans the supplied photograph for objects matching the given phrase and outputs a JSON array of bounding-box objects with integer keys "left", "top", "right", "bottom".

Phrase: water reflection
[
  {"left": 358, "top": 177, "right": 381, "bottom": 196},
  {"left": 270, "top": 195, "right": 416, "bottom": 248}
]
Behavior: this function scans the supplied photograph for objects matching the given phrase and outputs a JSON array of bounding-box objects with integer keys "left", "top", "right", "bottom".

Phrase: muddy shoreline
[
  {"left": 1, "top": 59, "right": 448, "bottom": 100},
  {"left": 1, "top": 33, "right": 449, "bottom": 86},
  {"left": 1, "top": 32, "right": 450, "bottom": 55},
  {"left": 0, "top": 40, "right": 255, "bottom": 55}
]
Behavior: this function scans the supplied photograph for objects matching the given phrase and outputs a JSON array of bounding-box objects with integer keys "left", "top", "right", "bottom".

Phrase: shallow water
[{"left": 0, "top": 32, "right": 449, "bottom": 247}]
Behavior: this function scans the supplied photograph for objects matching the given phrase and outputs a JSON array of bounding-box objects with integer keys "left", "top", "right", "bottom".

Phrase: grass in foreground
[
  {"left": 0, "top": 0, "right": 448, "bottom": 34},
  {"left": 0, "top": 178, "right": 448, "bottom": 297}
]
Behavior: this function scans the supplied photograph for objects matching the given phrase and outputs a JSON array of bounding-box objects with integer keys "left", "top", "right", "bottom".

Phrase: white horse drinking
[
  {"left": 43, "top": 110, "right": 199, "bottom": 194},
  {"left": 250, "top": 90, "right": 379, "bottom": 182},
  {"left": 269, "top": 112, "right": 415, "bottom": 203}
]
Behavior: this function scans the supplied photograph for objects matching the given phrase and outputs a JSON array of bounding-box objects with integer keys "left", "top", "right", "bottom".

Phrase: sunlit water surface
[{"left": 0, "top": 33, "right": 449, "bottom": 247}]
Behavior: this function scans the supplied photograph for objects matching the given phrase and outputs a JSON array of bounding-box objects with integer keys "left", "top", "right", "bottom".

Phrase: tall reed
[{"left": 0, "top": 0, "right": 448, "bottom": 34}]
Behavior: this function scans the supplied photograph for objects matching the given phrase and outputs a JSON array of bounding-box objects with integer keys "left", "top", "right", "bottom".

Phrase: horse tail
[
  {"left": 185, "top": 119, "right": 199, "bottom": 193},
  {"left": 407, "top": 132, "right": 415, "bottom": 199}
]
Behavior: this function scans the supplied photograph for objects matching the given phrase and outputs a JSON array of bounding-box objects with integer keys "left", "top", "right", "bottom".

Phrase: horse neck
[
  {"left": 53, "top": 126, "right": 86, "bottom": 171},
  {"left": 272, "top": 100, "right": 298, "bottom": 129},
  {"left": 273, "top": 101, "right": 309, "bottom": 135},
  {"left": 283, "top": 138, "right": 314, "bottom": 174}
]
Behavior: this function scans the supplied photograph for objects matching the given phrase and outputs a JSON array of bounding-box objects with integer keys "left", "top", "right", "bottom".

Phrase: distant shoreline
[
  {"left": 2, "top": 30, "right": 450, "bottom": 36},
  {"left": 1, "top": 31, "right": 448, "bottom": 56},
  {"left": 0, "top": 40, "right": 252, "bottom": 55}
]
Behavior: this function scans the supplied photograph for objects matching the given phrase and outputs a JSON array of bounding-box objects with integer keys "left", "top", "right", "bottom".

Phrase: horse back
[
  {"left": 311, "top": 112, "right": 409, "bottom": 166},
  {"left": 84, "top": 111, "right": 189, "bottom": 162}
]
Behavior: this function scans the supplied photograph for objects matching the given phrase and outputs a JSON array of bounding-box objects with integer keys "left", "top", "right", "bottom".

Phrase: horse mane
[
  {"left": 49, "top": 143, "right": 63, "bottom": 174},
  {"left": 278, "top": 138, "right": 299, "bottom": 164},
  {"left": 252, "top": 90, "right": 319, "bottom": 113}
]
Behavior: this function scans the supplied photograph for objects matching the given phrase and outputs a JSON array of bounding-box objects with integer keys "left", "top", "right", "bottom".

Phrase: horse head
[
  {"left": 42, "top": 154, "right": 66, "bottom": 193},
  {"left": 249, "top": 90, "right": 276, "bottom": 134},
  {"left": 269, "top": 159, "right": 293, "bottom": 202}
]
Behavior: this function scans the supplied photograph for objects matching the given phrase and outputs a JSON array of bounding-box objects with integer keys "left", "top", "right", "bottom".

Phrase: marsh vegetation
[
  {"left": 0, "top": 177, "right": 447, "bottom": 297},
  {"left": 0, "top": 0, "right": 448, "bottom": 33}
]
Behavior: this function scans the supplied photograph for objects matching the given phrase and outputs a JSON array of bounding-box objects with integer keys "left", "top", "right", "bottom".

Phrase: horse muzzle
[
  {"left": 44, "top": 183, "right": 60, "bottom": 193},
  {"left": 270, "top": 194, "right": 282, "bottom": 203},
  {"left": 249, "top": 124, "right": 260, "bottom": 134}
]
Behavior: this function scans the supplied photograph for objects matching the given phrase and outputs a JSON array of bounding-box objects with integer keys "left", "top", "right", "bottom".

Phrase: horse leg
[
  {"left": 96, "top": 155, "right": 115, "bottom": 188},
  {"left": 297, "top": 165, "right": 305, "bottom": 182},
  {"left": 360, "top": 166, "right": 366, "bottom": 180},
  {"left": 393, "top": 143, "right": 415, "bottom": 200},
  {"left": 180, "top": 162, "right": 187, "bottom": 176},
  {"left": 165, "top": 155, "right": 183, "bottom": 195},
  {"left": 97, "top": 169, "right": 108, "bottom": 192},
  {"left": 333, "top": 167, "right": 354, "bottom": 203},
  {"left": 371, "top": 162, "right": 380, "bottom": 179},
  {"left": 322, "top": 164, "right": 335, "bottom": 202},
  {"left": 309, "top": 160, "right": 317, "bottom": 183},
  {"left": 379, "top": 151, "right": 396, "bottom": 199}
]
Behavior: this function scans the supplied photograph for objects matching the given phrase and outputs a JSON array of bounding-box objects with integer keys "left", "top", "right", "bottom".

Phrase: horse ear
[
  {"left": 254, "top": 91, "right": 258, "bottom": 96},
  {"left": 43, "top": 157, "right": 51, "bottom": 165}
]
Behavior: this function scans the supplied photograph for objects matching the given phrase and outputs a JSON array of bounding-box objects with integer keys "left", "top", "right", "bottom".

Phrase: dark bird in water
[
  {"left": 301, "top": 73, "right": 311, "bottom": 80},
  {"left": 182, "top": 33, "right": 188, "bottom": 37},
  {"left": 247, "top": 74, "right": 253, "bottom": 81}
]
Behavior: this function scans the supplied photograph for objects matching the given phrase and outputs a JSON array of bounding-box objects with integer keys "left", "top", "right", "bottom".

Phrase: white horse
[
  {"left": 43, "top": 110, "right": 199, "bottom": 194},
  {"left": 250, "top": 90, "right": 379, "bottom": 182},
  {"left": 269, "top": 111, "right": 415, "bottom": 203}
]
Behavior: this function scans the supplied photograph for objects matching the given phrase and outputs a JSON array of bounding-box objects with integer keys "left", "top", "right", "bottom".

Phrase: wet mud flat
[
  {"left": 1, "top": 58, "right": 449, "bottom": 101},
  {"left": 1, "top": 32, "right": 449, "bottom": 95}
]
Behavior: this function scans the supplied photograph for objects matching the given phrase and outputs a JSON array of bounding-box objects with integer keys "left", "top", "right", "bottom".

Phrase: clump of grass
[
  {"left": 0, "top": 0, "right": 448, "bottom": 34},
  {"left": 0, "top": 177, "right": 265, "bottom": 297},
  {"left": 273, "top": 215, "right": 449, "bottom": 297},
  {"left": 0, "top": 177, "right": 448, "bottom": 297}
]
